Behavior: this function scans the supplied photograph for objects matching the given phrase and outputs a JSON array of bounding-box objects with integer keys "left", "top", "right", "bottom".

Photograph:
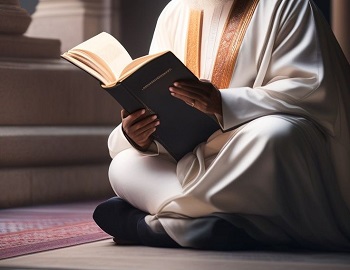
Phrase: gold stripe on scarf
[
  {"left": 185, "top": 9, "right": 203, "bottom": 77},
  {"left": 212, "top": 0, "right": 260, "bottom": 89}
]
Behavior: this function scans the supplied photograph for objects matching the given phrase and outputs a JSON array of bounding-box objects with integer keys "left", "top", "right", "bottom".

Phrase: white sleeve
[
  {"left": 108, "top": 124, "right": 166, "bottom": 158},
  {"left": 220, "top": 1, "right": 334, "bottom": 135},
  {"left": 107, "top": 124, "right": 132, "bottom": 158}
]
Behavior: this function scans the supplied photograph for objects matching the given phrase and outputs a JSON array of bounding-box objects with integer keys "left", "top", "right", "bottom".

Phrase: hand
[
  {"left": 169, "top": 79, "right": 222, "bottom": 116},
  {"left": 121, "top": 109, "right": 160, "bottom": 150}
]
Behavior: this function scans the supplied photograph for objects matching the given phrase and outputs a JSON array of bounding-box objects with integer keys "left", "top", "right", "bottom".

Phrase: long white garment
[{"left": 108, "top": 0, "right": 350, "bottom": 249}]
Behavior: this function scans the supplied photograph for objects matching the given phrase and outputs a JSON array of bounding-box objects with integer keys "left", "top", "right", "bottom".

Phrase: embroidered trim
[
  {"left": 186, "top": 9, "right": 203, "bottom": 77},
  {"left": 212, "top": 0, "right": 260, "bottom": 89}
]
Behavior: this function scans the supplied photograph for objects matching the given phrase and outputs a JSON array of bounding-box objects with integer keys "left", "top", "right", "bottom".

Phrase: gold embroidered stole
[
  {"left": 185, "top": 9, "right": 203, "bottom": 77},
  {"left": 186, "top": 0, "right": 260, "bottom": 88}
]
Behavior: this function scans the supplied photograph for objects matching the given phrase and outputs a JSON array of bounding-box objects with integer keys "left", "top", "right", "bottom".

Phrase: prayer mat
[{"left": 0, "top": 201, "right": 111, "bottom": 260}]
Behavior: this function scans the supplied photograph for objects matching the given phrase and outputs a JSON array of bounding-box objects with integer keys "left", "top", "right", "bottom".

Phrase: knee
[
  {"left": 250, "top": 116, "right": 306, "bottom": 150},
  {"left": 108, "top": 152, "right": 132, "bottom": 197},
  {"left": 108, "top": 148, "right": 142, "bottom": 193}
]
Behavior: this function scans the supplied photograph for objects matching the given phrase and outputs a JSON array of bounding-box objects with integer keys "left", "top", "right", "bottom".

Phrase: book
[{"left": 61, "top": 32, "right": 221, "bottom": 161}]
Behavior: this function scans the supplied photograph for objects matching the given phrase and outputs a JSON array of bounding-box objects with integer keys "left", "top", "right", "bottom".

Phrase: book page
[
  {"left": 61, "top": 53, "right": 110, "bottom": 86},
  {"left": 67, "top": 32, "right": 133, "bottom": 84},
  {"left": 71, "top": 49, "right": 116, "bottom": 83}
]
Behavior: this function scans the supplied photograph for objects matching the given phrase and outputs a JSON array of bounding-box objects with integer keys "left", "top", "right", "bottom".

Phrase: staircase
[{"left": 0, "top": 58, "right": 119, "bottom": 208}]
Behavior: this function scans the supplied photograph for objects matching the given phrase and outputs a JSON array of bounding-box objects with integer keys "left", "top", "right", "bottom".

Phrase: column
[
  {"left": 0, "top": 0, "right": 31, "bottom": 34},
  {"left": 332, "top": 0, "right": 350, "bottom": 62},
  {"left": 26, "top": 0, "right": 112, "bottom": 53},
  {"left": 0, "top": 0, "right": 60, "bottom": 58}
]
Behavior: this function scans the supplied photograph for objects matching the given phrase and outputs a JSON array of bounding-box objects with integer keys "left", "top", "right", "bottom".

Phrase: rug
[{"left": 0, "top": 201, "right": 111, "bottom": 260}]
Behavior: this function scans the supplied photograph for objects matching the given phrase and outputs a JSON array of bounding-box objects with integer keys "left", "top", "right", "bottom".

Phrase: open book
[
  {"left": 61, "top": 32, "right": 167, "bottom": 88},
  {"left": 61, "top": 32, "right": 220, "bottom": 161}
]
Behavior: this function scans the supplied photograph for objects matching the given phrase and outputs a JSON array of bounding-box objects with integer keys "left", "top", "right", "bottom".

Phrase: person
[{"left": 93, "top": 0, "right": 350, "bottom": 251}]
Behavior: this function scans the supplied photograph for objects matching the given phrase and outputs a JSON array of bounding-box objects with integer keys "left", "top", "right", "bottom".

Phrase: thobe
[{"left": 107, "top": 0, "right": 350, "bottom": 250}]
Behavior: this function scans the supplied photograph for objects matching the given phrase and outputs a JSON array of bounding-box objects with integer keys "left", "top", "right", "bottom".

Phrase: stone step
[
  {"left": 0, "top": 126, "right": 114, "bottom": 167},
  {"left": 0, "top": 57, "right": 120, "bottom": 208},
  {"left": 0, "top": 58, "right": 121, "bottom": 125},
  {"left": 0, "top": 35, "right": 60, "bottom": 58},
  {"left": 0, "top": 164, "right": 114, "bottom": 208}
]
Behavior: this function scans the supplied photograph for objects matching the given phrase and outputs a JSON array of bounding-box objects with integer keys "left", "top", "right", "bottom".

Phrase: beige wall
[{"left": 115, "top": 0, "right": 170, "bottom": 58}]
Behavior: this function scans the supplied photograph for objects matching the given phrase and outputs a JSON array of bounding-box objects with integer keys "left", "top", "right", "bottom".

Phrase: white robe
[{"left": 108, "top": 0, "right": 350, "bottom": 250}]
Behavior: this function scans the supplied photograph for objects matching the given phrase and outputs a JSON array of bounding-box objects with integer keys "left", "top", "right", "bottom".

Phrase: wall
[{"left": 117, "top": 0, "right": 170, "bottom": 58}]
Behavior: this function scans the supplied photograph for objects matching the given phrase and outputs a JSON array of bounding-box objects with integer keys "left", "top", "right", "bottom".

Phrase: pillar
[
  {"left": 26, "top": 0, "right": 112, "bottom": 53},
  {"left": 0, "top": 0, "right": 60, "bottom": 58}
]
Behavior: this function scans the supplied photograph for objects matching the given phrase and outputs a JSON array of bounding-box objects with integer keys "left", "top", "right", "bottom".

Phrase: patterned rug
[{"left": 0, "top": 201, "right": 111, "bottom": 260}]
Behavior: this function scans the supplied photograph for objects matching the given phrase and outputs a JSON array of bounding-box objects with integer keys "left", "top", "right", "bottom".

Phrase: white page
[{"left": 70, "top": 32, "right": 133, "bottom": 79}]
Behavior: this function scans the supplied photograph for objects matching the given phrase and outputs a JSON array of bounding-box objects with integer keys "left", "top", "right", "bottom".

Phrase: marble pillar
[
  {"left": 26, "top": 0, "right": 113, "bottom": 53},
  {"left": 0, "top": 0, "right": 31, "bottom": 34},
  {"left": 0, "top": 0, "right": 60, "bottom": 58}
]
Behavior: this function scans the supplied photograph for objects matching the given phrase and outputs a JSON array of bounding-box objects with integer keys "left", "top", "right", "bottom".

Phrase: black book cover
[{"left": 106, "top": 51, "right": 221, "bottom": 161}]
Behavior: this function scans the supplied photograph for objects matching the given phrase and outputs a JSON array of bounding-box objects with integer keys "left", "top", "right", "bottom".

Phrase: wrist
[{"left": 122, "top": 127, "right": 151, "bottom": 152}]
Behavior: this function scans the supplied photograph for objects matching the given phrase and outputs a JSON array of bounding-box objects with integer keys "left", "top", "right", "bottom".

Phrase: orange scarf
[{"left": 186, "top": 0, "right": 260, "bottom": 88}]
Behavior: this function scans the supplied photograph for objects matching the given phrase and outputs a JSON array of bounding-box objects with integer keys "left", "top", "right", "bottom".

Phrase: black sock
[
  {"left": 137, "top": 218, "right": 180, "bottom": 248},
  {"left": 93, "top": 197, "right": 147, "bottom": 244},
  {"left": 185, "top": 216, "right": 265, "bottom": 251}
]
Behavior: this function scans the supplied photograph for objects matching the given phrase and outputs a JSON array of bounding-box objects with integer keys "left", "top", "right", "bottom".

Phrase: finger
[
  {"left": 131, "top": 120, "right": 160, "bottom": 145},
  {"left": 133, "top": 125, "right": 158, "bottom": 143},
  {"left": 171, "top": 81, "right": 214, "bottom": 100},
  {"left": 170, "top": 85, "right": 212, "bottom": 108},
  {"left": 121, "top": 109, "right": 129, "bottom": 119},
  {"left": 174, "top": 80, "right": 212, "bottom": 93},
  {"left": 173, "top": 79, "right": 203, "bottom": 87},
  {"left": 169, "top": 85, "right": 204, "bottom": 101},
  {"left": 132, "top": 115, "right": 159, "bottom": 133},
  {"left": 123, "top": 109, "right": 146, "bottom": 126},
  {"left": 172, "top": 82, "right": 204, "bottom": 95},
  {"left": 129, "top": 108, "right": 146, "bottom": 120},
  {"left": 126, "top": 114, "right": 159, "bottom": 136}
]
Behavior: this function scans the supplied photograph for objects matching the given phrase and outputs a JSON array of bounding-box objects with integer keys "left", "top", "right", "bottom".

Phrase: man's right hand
[{"left": 121, "top": 109, "right": 160, "bottom": 151}]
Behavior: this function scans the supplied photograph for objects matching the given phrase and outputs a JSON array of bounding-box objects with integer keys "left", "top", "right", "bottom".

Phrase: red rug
[{"left": 0, "top": 201, "right": 111, "bottom": 260}]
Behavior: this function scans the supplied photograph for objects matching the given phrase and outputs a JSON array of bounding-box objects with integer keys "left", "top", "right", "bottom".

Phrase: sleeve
[
  {"left": 220, "top": 0, "right": 335, "bottom": 135},
  {"left": 107, "top": 124, "right": 132, "bottom": 158},
  {"left": 108, "top": 124, "right": 164, "bottom": 159}
]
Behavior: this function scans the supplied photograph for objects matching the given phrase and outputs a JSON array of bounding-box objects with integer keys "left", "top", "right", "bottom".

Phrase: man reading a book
[{"left": 94, "top": 0, "right": 350, "bottom": 250}]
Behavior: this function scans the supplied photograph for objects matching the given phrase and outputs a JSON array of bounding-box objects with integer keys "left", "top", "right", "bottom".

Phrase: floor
[
  {"left": 1, "top": 201, "right": 350, "bottom": 270},
  {"left": 1, "top": 239, "right": 350, "bottom": 270}
]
